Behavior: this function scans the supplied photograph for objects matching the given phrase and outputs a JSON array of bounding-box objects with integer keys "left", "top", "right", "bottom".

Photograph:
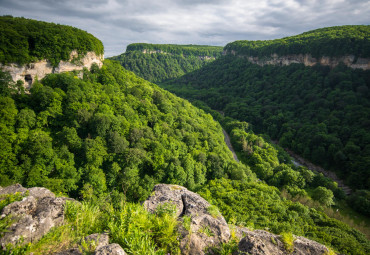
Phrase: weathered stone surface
[
  {"left": 95, "top": 243, "right": 126, "bottom": 255},
  {"left": 84, "top": 233, "right": 110, "bottom": 250},
  {"left": 144, "top": 184, "right": 230, "bottom": 255},
  {"left": 0, "top": 184, "right": 72, "bottom": 248},
  {"left": 0, "top": 184, "right": 27, "bottom": 200},
  {"left": 224, "top": 51, "right": 370, "bottom": 70},
  {"left": 235, "top": 230, "right": 329, "bottom": 255},
  {"left": 0, "top": 51, "right": 104, "bottom": 89}
]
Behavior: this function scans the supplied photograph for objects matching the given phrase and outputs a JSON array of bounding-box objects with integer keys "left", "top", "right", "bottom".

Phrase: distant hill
[
  {"left": 224, "top": 25, "right": 370, "bottom": 59},
  {"left": 109, "top": 43, "right": 223, "bottom": 83},
  {"left": 0, "top": 15, "right": 104, "bottom": 66}
]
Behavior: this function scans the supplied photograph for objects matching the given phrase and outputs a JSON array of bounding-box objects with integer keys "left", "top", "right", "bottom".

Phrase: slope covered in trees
[
  {"left": 162, "top": 55, "right": 370, "bottom": 194},
  {"left": 0, "top": 59, "right": 254, "bottom": 201},
  {"left": 109, "top": 43, "right": 223, "bottom": 83},
  {"left": 224, "top": 25, "right": 370, "bottom": 58},
  {"left": 0, "top": 16, "right": 104, "bottom": 66}
]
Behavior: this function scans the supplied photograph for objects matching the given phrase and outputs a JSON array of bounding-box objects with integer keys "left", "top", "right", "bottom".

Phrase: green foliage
[
  {"left": 280, "top": 232, "right": 295, "bottom": 253},
  {"left": 182, "top": 215, "right": 192, "bottom": 231},
  {"left": 0, "top": 59, "right": 252, "bottom": 202},
  {"left": 155, "top": 202, "right": 177, "bottom": 217},
  {"left": 110, "top": 43, "right": 223, "bottom": 83},
  {"left": 348, "top": 190, "right": 370, "bottom": 217},
  {"left": 0, "top": 16, "right": 104, "bottom": 66},
  {"left": 198, "top": 226, "right": 214, "bottom": 237},
  {"left": 207, "top": 205, "right": 221, "bottom": 218},
  {"left": 312, "top": 187, "right": 335, "bottom": 207},
  {"left": 0, "top": 191, "right": 28, "bottom": 211},
  {"left": 224, "top": 25, "right": 370, "bottom": 58},
  {"left": 162, "top": 54, "right": 370, "bottom": 192},
  {"left": 198, "top": 178, "right": 370, "bottom": 255},
  {"left": 125, "top": 43, "right": 223, "bottom": 57},
  {"left": 109, "top": 202, "right": 180, "bottom": 254}
]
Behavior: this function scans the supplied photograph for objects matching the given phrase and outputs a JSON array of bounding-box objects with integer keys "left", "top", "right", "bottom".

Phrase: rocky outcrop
[
  {"left": 0, "top": 184, "right": 75, "bottom": 248},
  {"left": 0, "top": 50, "right": 104, "bottom": 89},
  {"left": 95, "top": 243, "right": 126, "bottom": 255},
  {"left": 55, "top": 233, "right": 125, "bottom": 255},
  {"left": 225, "top": 51, "right": 370, "bottom": 70},
  {"left": 235, "top": 229, "right": 329, "bottom": 255},
  {"left": 143, "top": 184, "right": 230, "bottom": 254}
]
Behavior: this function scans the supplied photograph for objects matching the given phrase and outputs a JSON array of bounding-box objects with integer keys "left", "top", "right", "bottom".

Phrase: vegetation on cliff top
[
  {"left": 126, "top": 43, "right": 223, "bottom": 57},
  {"left": 0, "top": 16, "right": 104, "bottom": 66},
  {"left": 109, "top": 43, "right": 223, "bottom": 83},
  {"left": 224, "top": 25, "right": 370, "bottom": 58}
]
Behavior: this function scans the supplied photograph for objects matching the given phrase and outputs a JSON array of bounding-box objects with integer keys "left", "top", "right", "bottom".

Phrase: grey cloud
[{"left": 0, "top": 0, "right": 369, "bottom": 57}]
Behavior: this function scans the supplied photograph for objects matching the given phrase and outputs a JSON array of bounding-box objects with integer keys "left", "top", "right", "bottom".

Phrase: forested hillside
[
  {"left": 0, "top": 59, "right": 254, "bottom": 201},
  {"left": 109, "top": 43, "right": 223, "bottom": 83},
  {"left": 0, "top": 16, "right": 104, "bottom": 66},
  {"left": 1, "top": 60, "right": 369, "bottom": 255},
  {"left": 224, "top": 25, "right": 370, "bottom": 58},
  {"left": 162, "top": 56, "right": 370, "bottom": 194}
]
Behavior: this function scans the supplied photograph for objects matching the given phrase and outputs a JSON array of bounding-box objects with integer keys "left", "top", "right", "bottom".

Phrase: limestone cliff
[
  {"left": 224, "top": 50, "right": 370, "bottom": 70},
  {"left": 0, "top": 51, "right": 104, "bottom": 89},
  {"left": 141, "top": 48, "right": 216, "bottom": 60}
]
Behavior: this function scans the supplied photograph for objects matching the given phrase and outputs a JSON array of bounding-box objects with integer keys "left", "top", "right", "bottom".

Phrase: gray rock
[
  {"left": 84, "top": 233, "right": 110, "bottom": 250},
  {"left": 143, "top": 184, "right": 230, "bottom": 255},
  {"left": 0, "top": 184, "right": 72, "bottom": 248},
  {"left": 235, "top": 230, "right": 329, "bottom": 255},
  {"left": 95, "top": 243, "right": 126, "bottom": 255},
  {"left": 28, "top": 187, "right": 55, "bottom": 199},
  {"left": 0, "top": 184, "right": 27, "bottom": 200}
]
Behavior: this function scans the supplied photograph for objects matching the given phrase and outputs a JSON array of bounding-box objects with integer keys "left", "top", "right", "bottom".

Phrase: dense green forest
[
  {"left": 162, "top": 56, "right": 370, "bottom": 195},
  {"left": 110, "top": 44, "right": 223, "bottom": 83},
  {"left": 0, "top": 16, "right": 104, "bottom": 66},
  {"left": 0, "top": 59, "right": 253, "bottom": 201},
  {"left": 224, "top": 25, "right": 370, "bottom": 58},
  {"left": 1, "top": 61, "right": 369, "bottom": 254},
  {"left": 126, "top": 43, "right": 223, "bottom": 57}
]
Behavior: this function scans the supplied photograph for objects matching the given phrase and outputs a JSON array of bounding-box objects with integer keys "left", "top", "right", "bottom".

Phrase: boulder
[
  {"left": 84, "top": 233, "right": 110, "bottom": 250},
  {"left": 235, "top": 229, "right": 329, "bottom": 255},
  {"left": 0, "top": 184, "right": 73, "bottom": 248},
  {"left": 95, "top": 243, "right": 126, "bottom": 255},
  {"left": 143, "top": 184, "right": 230, "bottom": 254}
]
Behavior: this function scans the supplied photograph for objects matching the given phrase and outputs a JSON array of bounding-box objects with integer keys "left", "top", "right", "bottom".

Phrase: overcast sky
[{"left": 1, "top": 0, "right": 369, "bottom": 57}]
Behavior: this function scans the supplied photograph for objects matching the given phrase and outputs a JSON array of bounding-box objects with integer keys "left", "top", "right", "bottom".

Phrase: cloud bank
[{"left": 0, "top": 0, "right": 369, "bottom": 56}]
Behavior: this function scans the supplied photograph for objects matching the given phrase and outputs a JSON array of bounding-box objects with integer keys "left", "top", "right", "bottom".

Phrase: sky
[{"left": 0, "top": 0, "right": 369, "bottom": 57}]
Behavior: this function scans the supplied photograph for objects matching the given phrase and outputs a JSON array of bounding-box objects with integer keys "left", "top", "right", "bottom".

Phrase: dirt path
[
  {"left": 272, "top": 141, "right": 352, "bottom": 195},
  {"left": 223, "top": 129, "right": 239, "bottom": 162}
]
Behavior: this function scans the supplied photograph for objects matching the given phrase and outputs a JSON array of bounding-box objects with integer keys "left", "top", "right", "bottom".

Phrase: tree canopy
[
  {"left": 0, "top": 16, "right": 104, "bottom": 66},
  {"left": 224, "top": 25, "right": 370, "bottom": 58}
]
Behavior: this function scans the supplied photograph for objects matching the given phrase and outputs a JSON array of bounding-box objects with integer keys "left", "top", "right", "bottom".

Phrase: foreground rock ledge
[
  {"left": 0, "top": 184, "right": 74, "bottom": 247},
  {"left": 143, "top": 184, "right": 231, "bottom": 255},
  {"left": 235, "top": 229, "right": 329, "bottom": 255}
]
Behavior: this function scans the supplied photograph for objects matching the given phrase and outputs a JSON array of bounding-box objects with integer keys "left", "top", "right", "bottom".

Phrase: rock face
[
  {"left": 0, "top": 184, "right": 73, "bottom": 248},
  {"left": 0, "top": 50, "right": 104, "bottom": 89},
  {"left": 143, "top": 184, "right": 230, "bottom": 254},
  {"left": 235, "top": 229, "right": 329, "bottom": 255},
  {"left": 225, "top": 50, "right": 370, "bottom": 70}
]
